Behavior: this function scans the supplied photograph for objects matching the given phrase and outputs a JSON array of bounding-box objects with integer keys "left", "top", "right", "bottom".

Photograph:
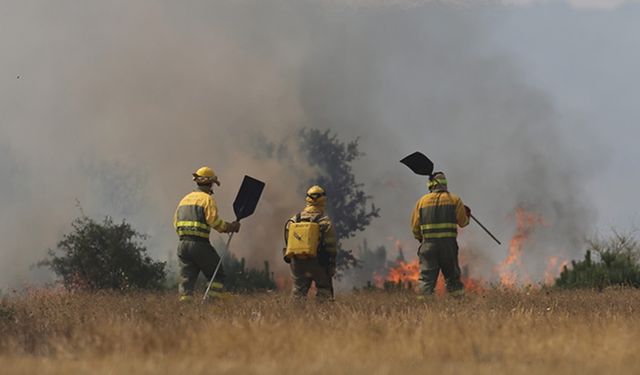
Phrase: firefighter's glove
[
  {"left": 464, "top": 205, "right": 471, "bottom": 218},
  {"left": 226, "top": 221, "right": 241, "bottom": 233}
]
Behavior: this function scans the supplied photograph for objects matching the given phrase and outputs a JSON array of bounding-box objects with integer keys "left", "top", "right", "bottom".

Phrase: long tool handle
[
  {"left": 470, "top": 214, "right": 501, "bottom": 245},
  {"left": 202, "top": 232, "right": 234, "bottom": 303}
]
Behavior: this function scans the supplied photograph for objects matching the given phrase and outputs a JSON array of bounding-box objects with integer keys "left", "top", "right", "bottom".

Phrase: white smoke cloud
[
  {"left": 250, "top": 0, "right": 638, "bottom": 8},
  {"left": 500, "top": 0, "right": 634, "bottom": 8},
  {"left": 567, "top": 0, "right": 632, "bottom": 8},
  {"left": 393, "top": 0, "right": 638, "bottom": 8}
]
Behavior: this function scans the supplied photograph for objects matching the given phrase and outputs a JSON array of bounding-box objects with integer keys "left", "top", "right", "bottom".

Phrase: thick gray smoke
[{"left": 0, "top": 1, "right": 595, "bottom": 289}]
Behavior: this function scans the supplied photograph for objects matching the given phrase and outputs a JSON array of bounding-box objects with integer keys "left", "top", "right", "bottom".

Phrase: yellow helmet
[
  {"left": 306, "top": 185, "right": 326, "bottom": 206},
  {"left": 192, "top": 166, "right": 220, "bottom": 186}
]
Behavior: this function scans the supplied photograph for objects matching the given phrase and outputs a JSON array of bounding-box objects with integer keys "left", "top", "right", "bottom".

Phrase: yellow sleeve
[
  {"left": 205, "top": 196, "right": 228, "bottom": 233},
  {"left": 455, "top": 197, "right": 470, "bottom": 228},
  {"left": 411, "top": 199, "right": 423, "bottom": 241}
]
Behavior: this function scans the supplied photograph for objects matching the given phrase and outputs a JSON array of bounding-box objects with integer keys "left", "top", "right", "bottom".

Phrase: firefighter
[
  {"left": 411, "top": 171, "right": 470, "bottom": 296},
  {"left": 173, "top": 166, "right": 240, "bottom": 302},
  {"left": 283, "top": 185, "right": 338, "bottom": 300}
]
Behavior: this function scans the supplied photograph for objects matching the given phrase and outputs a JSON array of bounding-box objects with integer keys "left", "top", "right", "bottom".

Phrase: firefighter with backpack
[{"left": 283, "top": 185, "right": 338, "bottom": 300}]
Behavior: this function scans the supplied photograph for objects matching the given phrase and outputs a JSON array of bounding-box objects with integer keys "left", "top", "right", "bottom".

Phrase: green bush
[
  {"left": 215, "top": 238, "right": 277, "bottom": 292},
  {"left": 556, "top": 230, "right": 640, "bottom": 289},
  {"left": 222, "top": 255, "right": 277, "bottom": 292},
  {"left": 40, "top": 215, "right": 166, "bottom": 291},
  {"left": 0, "top": 304, "right": 15, "bottom": 322}
]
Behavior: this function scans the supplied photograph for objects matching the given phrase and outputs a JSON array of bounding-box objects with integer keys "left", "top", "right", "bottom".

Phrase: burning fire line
[
  {"left": 495, "top": 206, "right": 545, "bottom": 287},
  {"left": 377, "top": 257, "right": 486, "bottom": 295},
  {"left": 376, "top": 206, "right": 569, "bottom": 292},
  {"left": 265, "top": 206, "right": 569, "bottom": 294}
]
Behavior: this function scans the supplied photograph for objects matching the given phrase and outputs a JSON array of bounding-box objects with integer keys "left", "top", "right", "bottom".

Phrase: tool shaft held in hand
[
  {"left": 202, "top": 232, "right": 234, "bottom": 303},
  {"left": 470, "top": 214, "right": 501, "bottom": 245}
]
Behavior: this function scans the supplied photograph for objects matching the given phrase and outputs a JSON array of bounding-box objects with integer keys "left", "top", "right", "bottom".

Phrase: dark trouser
[
  {"left": 290, "top": 258, "right": 333, "bottom": 300},
  {"left": 177, "top": 238, "right": 225, "bottom": 296},
  {"left": 418, "top": 238, "right": 464, "bottom": 295}
]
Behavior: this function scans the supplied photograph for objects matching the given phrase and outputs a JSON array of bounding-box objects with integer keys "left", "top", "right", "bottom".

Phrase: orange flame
[
  {"left": 497, "top": 206, "right": 544, "bottom": 287},
  {"left": 381, "top": 256, "right": 485, "bottom": 294},
  {"left": 544, "top": 256, "right": 569, "bottom": 286},
  {"left": 378, "top": 207, "right": 569, "bottom": 291},
  {"left": 386, "top": 260, "right": 420, "bottom": 285}
]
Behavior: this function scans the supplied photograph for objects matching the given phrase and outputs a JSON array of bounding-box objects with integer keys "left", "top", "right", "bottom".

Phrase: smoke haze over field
[{"left": 0, "top": 1, "right": 602, "bottom": 288}]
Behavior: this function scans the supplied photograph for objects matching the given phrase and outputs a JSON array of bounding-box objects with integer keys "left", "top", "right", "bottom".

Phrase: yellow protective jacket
[
  {"left": 284, "top": 205, "right": 338, "bottom": 256},
  {"left": 411, "top": 190, "right": 469, "bottom": 242},
  {"left": 173, "top": 188, "right": 230, "bottom": 239}
]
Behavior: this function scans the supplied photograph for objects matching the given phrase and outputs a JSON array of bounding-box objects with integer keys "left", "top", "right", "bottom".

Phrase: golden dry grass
[{"left": 1, "top": 288, "right": 640, "bottom": 374}]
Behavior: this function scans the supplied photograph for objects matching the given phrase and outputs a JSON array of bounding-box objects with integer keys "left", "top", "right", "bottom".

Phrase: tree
[
  {"left": 40, "top": 215, "right": 166, "bottom": 290},
  {"left": 299, "top": 128, "right": 380, "bottom": 270}
]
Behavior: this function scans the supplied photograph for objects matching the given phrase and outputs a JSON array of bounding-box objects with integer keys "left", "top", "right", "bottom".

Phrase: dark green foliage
[
  {"left": 0, "top": 304, "right": 15, "bottom": 322},
  {"left": 556, "top": 231, "right": 640, "bottom": 289},
  {"left": 40, "top": 216, "right": 166, "bottom": 290},
  {"left": 223, "top": 255, "right": 277, "bottom": 292},
  {"left": 299, "top": 128, "right": 380, "bottom": 270},
  {"left": 381, "top": 280, "right": 415, "bottom": 291},
  {"left": 215, "top": 238, "right": 277, "bottom": 292}
]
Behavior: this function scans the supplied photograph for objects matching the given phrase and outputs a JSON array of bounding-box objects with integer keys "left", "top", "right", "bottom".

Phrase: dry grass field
[{"left": 1, "top": 288, "right": 639, "bottom": 374}]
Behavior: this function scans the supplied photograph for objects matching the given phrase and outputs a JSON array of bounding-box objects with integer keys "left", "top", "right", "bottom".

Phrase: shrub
[
  {"left": 40, "top": 215, "right": 166, "bottom": 291},
  {"left": 0, "top": 304, "right": 15, "bottom": 322},
  {"left": 214, "top": 238, "right": 276, "bottom": 292},
  {"left": 556, "top": 230, "right": 640, "bottom": 289},
  {"left": 223, "top": 256, "right": 277, "bottom": 292}
]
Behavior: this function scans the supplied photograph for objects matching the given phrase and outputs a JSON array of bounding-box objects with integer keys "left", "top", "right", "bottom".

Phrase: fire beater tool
[
  {"left": 203, "top": 175, "right": 266, "bottom": 303},
  {"left": 400, "top": 152, "right": 502, "bottom": 245}
]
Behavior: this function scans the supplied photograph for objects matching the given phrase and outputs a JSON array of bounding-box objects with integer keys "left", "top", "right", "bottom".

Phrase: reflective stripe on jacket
[
  {"left": 174, "top": 189, "right": 228, "bottom": 238},
  {"left": 411, "top": 190, "right": 469, "bottom": 242}
]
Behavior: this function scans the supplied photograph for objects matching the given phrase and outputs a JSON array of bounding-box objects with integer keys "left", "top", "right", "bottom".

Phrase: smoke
[
  {"left": 0, "top": 1, "right": 597, "bottom": 289},
  {"left": 0, "top": 0, "right": 314, "bottom": 288},
  {"left": 565, "top": 0, "right": 634, "bottom": 8}
]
